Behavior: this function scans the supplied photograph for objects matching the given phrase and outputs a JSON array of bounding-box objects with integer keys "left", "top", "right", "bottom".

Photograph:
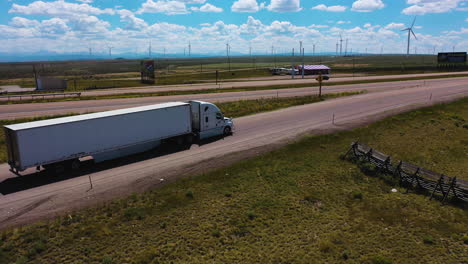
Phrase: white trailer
[{"left": 4, "top": 101, "right": 233, "bottom": 174}]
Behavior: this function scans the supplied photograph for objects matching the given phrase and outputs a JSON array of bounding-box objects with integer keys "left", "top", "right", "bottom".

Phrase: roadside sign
[{"left": 438, "top": 52, "right": 467, "bottom": 64}]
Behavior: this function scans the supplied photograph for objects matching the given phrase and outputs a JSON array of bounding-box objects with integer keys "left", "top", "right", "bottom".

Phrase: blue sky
[{"left": 0, "top": 0, "right": 467, "bottom": 56}]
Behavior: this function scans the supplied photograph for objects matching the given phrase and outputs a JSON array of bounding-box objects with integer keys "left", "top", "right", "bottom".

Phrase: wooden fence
[{"left": 344, "top": 142, "right": 468, "bottom": 204}]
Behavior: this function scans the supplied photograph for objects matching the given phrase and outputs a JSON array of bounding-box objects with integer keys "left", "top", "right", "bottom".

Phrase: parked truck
[{"left": 4, "top": 101, "right": 234, "bottom": 174}]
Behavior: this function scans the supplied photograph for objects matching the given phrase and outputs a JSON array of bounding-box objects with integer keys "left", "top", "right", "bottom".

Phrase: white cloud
[
  {"left": 40, "top": 18, "right": 70, "bottom": 34},
  {"left": 312, "top": 4, "right": 347, "bottom": 12},
  {"left": 68, "top": 15, "right": 110, "bottom": 33},
  {"left": 232, "top": 0, "right": 262, "bottom": 12},
  {"left": 402, "top": 0, "right": 465, "bottom": 15},
  {"left": 267, "top": 0, "right": 302, "bottom": 12},
  {"left": 337, "top": 20, "right": 351, "bottom": 24},
  {"left": 76, "top": 0, "right": 93, "bottom": 3},
  {"left": 309, "top": 24, "right": 329, "bottom": 28},
  {"left": 118, "top": 9, "right": 148, "bottom": 30},
  {"left": 384, "top": 22, "right": 405, "bottom": 30},
  {"left": 9, "top": 0, "right": 114, "bottom": 17},
  {"left": 351, "top": 0, "right": 385, "bottom": 12},
  {"left": 239, "top": 16, "right": 264, "bottom": 34},
  {"left": 466, "top": 18, "right": 468, "bottom": 22},
  {"left": 198, "top": 3, "right": 223, "bottom": 12},
  {"left": 444, "top": 27, "right": 468, "bottom": 35},
  {"left": 179, "top": 0, "right": 207, "bottom": 3},
  {"left": 9, "top": 17, "right": 40, "bottom": 28},
  {"left": 137, "top": 0, "right": 189, "bottom": 15}
]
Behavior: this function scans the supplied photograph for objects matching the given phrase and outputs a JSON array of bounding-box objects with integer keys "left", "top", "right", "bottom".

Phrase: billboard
[
  {"left": 141, "top": 60, "right": 155, "bottom": 84},
  {"left": 437, "top": 52, "right": 467, "bottom": 64}
]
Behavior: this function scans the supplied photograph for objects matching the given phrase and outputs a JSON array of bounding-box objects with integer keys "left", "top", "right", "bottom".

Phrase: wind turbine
[
  {"left": 402, "top": 17, "right": 417, "bottom": 56},
  {"left": 188, "top": 41, "right": 191, "bottom": 57},
  {"left": 339, "top": 34, "right": 343, "bottom": 56},
  {"left": 107, "top": 46, "right": 113, "bottom": 58}
]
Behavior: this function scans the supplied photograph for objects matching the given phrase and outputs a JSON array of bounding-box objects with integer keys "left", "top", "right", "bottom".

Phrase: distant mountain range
[{"left": 0, "top": 51, "right": 392, "bottom": 63}]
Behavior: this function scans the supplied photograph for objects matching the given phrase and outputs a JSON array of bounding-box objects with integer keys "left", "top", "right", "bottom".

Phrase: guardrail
[
  {"left": 0, "top": 92, "right": 81, "bottom": 102},
  {"left": 343, "top": 142, "right": 468, "bottom": 204}
]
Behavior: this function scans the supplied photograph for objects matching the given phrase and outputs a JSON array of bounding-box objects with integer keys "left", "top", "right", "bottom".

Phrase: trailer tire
[
  {"left": 223, "top": 126, "right": 231, "bottom": 136},
  {"left": 53, "top": 162, "right": 66, "bottom": 174},
  {"left": 70, "top": 159, "right": 81, "bottom": 171},
  {"left": 185, "top": 134, "right": 193, "bottom": 145}
]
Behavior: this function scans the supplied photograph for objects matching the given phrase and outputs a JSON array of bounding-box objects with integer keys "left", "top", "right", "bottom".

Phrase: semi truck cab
[{"left": 189, "top": 100, "right": 233, "bottom": 140}]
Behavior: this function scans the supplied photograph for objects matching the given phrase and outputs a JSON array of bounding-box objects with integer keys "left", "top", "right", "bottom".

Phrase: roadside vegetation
[
  {"left": 0, "top": 92, "right": 363, "bottom": 163},
  {"left": 0, "top": 97, "right": 467, "bottom": 263}
]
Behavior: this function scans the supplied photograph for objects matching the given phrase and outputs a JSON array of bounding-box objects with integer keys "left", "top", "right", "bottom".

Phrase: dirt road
[
  {"left": 1, "top": 76, "right": 467, "bottom": 120},
  {"left": 0, "top": 79, "right": 466, "bottom": 229}
]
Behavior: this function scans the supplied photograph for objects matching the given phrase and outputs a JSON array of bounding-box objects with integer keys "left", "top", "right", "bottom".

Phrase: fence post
[{"left": 430, "top": 175, "right": 444, "bottom": 201}]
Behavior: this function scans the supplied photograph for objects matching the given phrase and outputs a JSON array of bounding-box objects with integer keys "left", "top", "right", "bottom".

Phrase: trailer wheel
[
  {"left": 176, "top": 136, "right": 184, "bottom": 145},
  {"left": 70, "top": 159, "right": 81, "bottom": 171},
  {"left": 185, "top": 134, "right": 193, "bottom": 145},
  {"left": 223, "top": 126, "right": 231, "bottom": 136},
  {"left": 53, "top": 163, "right": 66, "bottom": 174}
]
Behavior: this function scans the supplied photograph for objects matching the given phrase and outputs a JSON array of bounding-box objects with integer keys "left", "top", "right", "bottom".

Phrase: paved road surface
[
  {"left": 1, "top": 76, "right": 467, "bottom": 120},
  {"left": 0, "top": 79, "right": 466, "bottom": 228}
]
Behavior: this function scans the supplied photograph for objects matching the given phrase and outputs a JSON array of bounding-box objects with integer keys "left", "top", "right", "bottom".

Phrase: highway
[
  {"left": 0, "top": 78, "right": 466, "bottom": 228},
  {"left": 1, "top": 76, "right": 468, "bottom": 120},
  {"left": 48, "top": 71, "right": 468, "bottom": 97}
]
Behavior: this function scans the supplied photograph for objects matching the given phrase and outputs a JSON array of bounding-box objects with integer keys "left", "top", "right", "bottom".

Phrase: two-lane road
[{"left": 1, "top": 76, "right": 468, "bottom": 120}]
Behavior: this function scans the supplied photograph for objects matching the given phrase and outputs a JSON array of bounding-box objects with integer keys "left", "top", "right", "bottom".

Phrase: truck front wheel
[{"left": 223, "top": 126, "right": 231, "bottom": 136}]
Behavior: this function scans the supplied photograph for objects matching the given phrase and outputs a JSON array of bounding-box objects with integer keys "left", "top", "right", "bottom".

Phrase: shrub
[
  {"left": 360, "top": 163, "right": 377, "bottom": 176},
  {"left": 341, "top": 250, "right": 350, "bottom": 260},
  {"left": 159, "top": 222, "right": 167, "bottom": 229},
  {"left": 371, "top": 255, "right": 392, "bottom": 264},
  {"left": 423, "top": 236, "right": 434, "bottom": 245},
  {"left": 211, "top": 229, "right": 221, "bottom": 238},
  {"left": 247, "top": 211, "right": 256, "bottom": 220},
  {"left": 101, "top": 256, "right": 113, "bottom": 264},
  {"left": 318, "top": 240, "right": 333, "bottom": 253},
  {"left": 33, "top": 240, "right": 46, "bottom": 254},
  {"left": 352, "top": 192, "right": 363, "bottom": 200},
  {"left": 185, "top": 190, "right": 194, "bottom": 199},
  {"left": 123, "top": 207, "right": 146, "bottom": 221},
  {"left": 15, "top": 256, "right": 28, "bottom": 264},
  {"left": 463, "top": 235, "right": 468, "bottom": 245}
]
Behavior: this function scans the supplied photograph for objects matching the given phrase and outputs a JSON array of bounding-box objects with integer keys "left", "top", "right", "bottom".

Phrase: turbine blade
[
  {"left": 411, "top": 16, "right": 417, "bottom": 28},
  {"left": 411, "top": 29, "right": 417, "bottom": 40}
]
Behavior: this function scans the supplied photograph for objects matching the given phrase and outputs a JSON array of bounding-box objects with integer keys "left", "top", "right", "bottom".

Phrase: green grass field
[{"left": 0, "top": 97, "right": 467, "bottom": 264}]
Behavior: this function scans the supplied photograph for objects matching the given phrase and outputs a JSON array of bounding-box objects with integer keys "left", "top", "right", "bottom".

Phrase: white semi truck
[{"left": 4, "top": 101, "right": 233, "bottom": 174}]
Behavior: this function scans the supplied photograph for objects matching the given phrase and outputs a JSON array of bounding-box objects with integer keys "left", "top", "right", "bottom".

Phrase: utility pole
[
  {"left": 299, "top": 41, "right": 303, "bottom": 56},
  {"left": 345, "top": 39, "right": 348, "bottom": 56},
  {"left": 226, "top": 43, "right": 231, "bottom": 71},
  {"left": 149, "top": 41, "right": 152, "bottom": 58},
  {"left": 301, "top": 48, "right": 305, "bottom": 79},
  {"left": 291, "top": 48, "right": 295, "bottom": 79}
]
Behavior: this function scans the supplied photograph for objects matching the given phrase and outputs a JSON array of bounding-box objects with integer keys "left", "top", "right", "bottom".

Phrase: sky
[{"left": 0, "top": 0, "right": 467, "bottom": 56}]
